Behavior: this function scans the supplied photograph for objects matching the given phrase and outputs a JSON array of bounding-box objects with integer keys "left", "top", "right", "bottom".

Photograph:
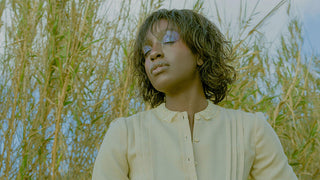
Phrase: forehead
[
  {"left": 150, "top": 19, "right": 170, "bottom": 33},
  {"left": 145, "top": 19, "right": 176, "bottom": 40}
]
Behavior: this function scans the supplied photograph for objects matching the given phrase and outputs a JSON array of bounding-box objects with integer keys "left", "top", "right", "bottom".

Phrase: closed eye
[
  {"left": 143, "top": 45, "right": 152, "bottom": 57},
  {"left": 142, "top": 30, "right": 180, "bottom": 57},
  {"left": 162, "top": 30, "right": 180, "bottom": 44}
]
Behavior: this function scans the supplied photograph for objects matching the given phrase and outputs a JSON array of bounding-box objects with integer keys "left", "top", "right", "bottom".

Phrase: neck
[
  {"left": 165, "top": 83, "right": 207, "bottom": 139},
  {"left": 164, "top": 77, "right": 207, "bottom": 138},
  {"left": 164, "top": 83, "right": 208, "bottom": 115}
]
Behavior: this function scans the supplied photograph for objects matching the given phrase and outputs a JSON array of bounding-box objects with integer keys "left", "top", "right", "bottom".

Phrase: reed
[{"left": 0, "top": 0, "right": 318, "bottom": 179}]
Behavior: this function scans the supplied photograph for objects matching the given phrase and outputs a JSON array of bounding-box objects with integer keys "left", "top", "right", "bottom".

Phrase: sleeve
[
  {"left": 92, "top": 118, "right": 129, "bottom": 180},
  {"left": 250, "top": 112, "right": 298, "bottom": 180}
]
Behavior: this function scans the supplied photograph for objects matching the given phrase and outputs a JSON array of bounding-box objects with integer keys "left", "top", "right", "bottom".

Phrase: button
[
  {"left": 193, "top": 138, "right": 200, "bottom": 143},
  {"left": 185, "top": 135, "right": 188, "bottom": 141},
  {"left": 187, "top": 157, "right": 191, "bottom": 162}
]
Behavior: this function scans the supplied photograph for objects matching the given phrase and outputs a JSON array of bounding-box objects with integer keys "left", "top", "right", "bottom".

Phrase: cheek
[{"left": 144, "top": 60, "right": 151, "bottom": 77}]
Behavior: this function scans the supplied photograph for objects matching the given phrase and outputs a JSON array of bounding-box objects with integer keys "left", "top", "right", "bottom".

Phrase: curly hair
[{"left": 131, "top": 9, "right": 236, "bottom": 108}]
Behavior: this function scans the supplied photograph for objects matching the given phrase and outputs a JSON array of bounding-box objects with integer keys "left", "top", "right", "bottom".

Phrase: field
[{"left": 0, "top": 0, "right": 319, "bottom": 179}]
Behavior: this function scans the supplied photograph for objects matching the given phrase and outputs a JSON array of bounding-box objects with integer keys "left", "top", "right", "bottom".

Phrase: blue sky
[
  {"left": 1, "top": 0, "right": 319, "bottom": 55},
  {"left": 222, "top": 0, "right": 320, "bottom": 55},
  {"left": 281, "top": 0, "right": 320, "bottom": 55},
  {"left": 163, "top": 0, "right": 320, "bottom": 55},
  {"left": 301, "top": 7, "right": 320, "bottom": 55}
]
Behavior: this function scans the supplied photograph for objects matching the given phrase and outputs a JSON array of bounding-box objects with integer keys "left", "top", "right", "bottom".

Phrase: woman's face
[{"left": 143, "top": 19, "right": 203, "bottom": 95}]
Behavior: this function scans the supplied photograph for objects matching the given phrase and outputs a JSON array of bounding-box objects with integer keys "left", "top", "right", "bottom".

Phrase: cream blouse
[{"left": 92, "top": 101, "right": 297, "bottom": 180}]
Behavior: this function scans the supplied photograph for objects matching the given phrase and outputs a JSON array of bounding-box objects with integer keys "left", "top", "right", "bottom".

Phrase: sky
[
  {"left": 294, "top": 0, "right": 320, "bottom": 55},
  {"left": 94, "top": 0, "right": 320, "bottom": 56},
  {"left": 1, "top": 0, "right": 319, "bottom": 55},
  {"left": 161, "top": 0, "right": 320, "bottom": 55}
]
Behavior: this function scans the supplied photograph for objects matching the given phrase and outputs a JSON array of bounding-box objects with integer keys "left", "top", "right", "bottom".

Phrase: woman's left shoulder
[
  {"left": 219, "top": 107, "right": 272, "bottom": 135},
  {"left": 220, "top": 106, "right": 266, "bottom": 122}
]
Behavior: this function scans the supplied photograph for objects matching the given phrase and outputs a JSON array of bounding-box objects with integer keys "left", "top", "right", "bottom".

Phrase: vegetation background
[{"left": 0, "top": 0, "right": 319, "bottom": 179}]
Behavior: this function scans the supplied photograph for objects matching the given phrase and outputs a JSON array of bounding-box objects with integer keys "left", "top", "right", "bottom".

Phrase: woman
[{"left": 92, "top": 9, "right": 297, "bottom": 180}]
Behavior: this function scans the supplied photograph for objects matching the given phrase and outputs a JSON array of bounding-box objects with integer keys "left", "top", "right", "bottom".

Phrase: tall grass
[{"left": 0, "top": 0, "right": 319, "bottom": 179}]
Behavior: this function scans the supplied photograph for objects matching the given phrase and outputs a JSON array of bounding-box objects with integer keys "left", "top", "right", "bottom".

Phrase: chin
[
  {"left": 150, "top": 76, "right": 171, "bottom": 92},
  {"left": 152, "top": 85, "right": 168, "bottom": 94},
  {"left": 152, "top": 82, "right": 177, "bottom": 95},
  {"left": 151, "top": 82, "right": 170, "bottom": 94}
]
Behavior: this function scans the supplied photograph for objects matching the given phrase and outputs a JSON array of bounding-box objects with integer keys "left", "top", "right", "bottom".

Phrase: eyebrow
[{"left": 143, "top": 37, "right": 153, "bottom": 46}]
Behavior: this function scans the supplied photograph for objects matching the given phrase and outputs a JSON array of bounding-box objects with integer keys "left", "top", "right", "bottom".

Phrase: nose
[{"left": 149, "top": 43, "right": 164, "bottom": 61}]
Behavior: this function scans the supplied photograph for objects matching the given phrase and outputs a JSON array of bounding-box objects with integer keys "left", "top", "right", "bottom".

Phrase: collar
[
  {"left": 154, "top": 103, "right": 179, "bottom": 123},
  {"left": 154, "top": 100, "right": 220, "bottom": 123}
]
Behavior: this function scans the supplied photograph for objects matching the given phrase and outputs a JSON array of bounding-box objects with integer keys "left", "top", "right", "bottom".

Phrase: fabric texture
[{"left": 92, "top": 101, "right": 297, "bottom": 180}]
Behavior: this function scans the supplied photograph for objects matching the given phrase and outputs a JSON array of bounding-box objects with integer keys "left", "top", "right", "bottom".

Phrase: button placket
[
  {"left": 181, "top": 112, "right": 197, "bottom": 180},
  {"left": 192, "top": 114, "right": 200, "bottom": 176},
  {"left": 193, "top": 115, "right": 200, "bottom": 144}
]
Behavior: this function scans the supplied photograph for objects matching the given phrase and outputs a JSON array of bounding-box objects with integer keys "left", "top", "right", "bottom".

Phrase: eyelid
[
  {"left": 162, "top": 30, "right": 179, "bottom": 43},
  {"left": 142, "top": 30, "right": 180, "bottom": 56},
  {"left": 143, "top": 45, "right": 152, "bottom": 56}
]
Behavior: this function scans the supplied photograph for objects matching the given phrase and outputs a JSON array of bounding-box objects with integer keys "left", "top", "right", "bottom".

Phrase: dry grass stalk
[{"left": 0, "top": 0, "right": 319, "bottom": 179}]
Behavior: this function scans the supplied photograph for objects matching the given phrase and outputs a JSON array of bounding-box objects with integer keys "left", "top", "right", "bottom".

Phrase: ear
[{"left": 196, "top": 58, "right": 204, "bottom": 66}]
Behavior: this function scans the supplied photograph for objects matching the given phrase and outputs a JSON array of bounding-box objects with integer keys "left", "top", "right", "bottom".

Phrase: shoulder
[
  {"left": 219, "top": 107, "right": 283, "bottom": 154},
  {"left": 110, "top": 107, "right": 158, "bottom": 132},
  {"left": 217, "top": 106, "right": 270, "bottom": 136},
  {"left": 218, "top": 105, "right": 266, "bottom": 122},
  {"left": 219, "top": 106, "right": 282, "bottom": 145},
  {"left": 120, "top": 108, "right": 155, "bottom": 123}
]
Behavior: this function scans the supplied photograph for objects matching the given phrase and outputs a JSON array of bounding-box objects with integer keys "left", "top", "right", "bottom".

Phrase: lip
[{"left": 150, "top": 61, "right": 169, "bottom": 75}]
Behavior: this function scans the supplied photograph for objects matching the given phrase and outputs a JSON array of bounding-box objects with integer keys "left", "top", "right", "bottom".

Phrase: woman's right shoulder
[{"left": 111, "top": 108, "right": 156, "bottom": 128}]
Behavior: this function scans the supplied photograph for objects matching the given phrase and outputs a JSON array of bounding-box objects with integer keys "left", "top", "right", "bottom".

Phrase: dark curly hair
[{"left": 131, "top": 9, "right": 236, "bottom": 108}]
